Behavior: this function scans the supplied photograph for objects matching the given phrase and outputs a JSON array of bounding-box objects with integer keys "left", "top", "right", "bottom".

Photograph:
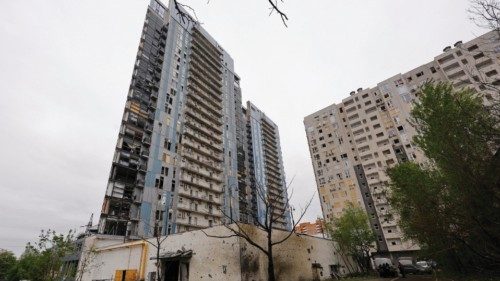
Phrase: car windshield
[{"left": 416, "top": 261, "right": 427, "bottom": 266}]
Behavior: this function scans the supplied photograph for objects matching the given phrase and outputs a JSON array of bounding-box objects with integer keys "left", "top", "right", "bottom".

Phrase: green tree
[
  {"left": 14, "top": 229, "right": 75, "bottom": 281},
  {"left": 388, "top": 82, "right": 500, "bottom": 274},
  {"left": 326, "top": 204, "right": 375, "bottom": 274},
  {"left": 0, "top": 249, "right": 17, "bottom": 281}
]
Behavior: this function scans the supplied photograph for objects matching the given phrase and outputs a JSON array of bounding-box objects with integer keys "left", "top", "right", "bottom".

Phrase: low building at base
[
  {"left": 295, "top": 219, "right": 326, "bottom": 238},
  {"left": 79, "top": 224, "right": 356, "bottom": 281}
]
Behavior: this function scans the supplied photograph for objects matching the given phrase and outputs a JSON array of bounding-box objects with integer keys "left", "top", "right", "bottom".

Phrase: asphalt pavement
[
  {"left": 390, "top": 275, "right": 452, "bottom": 281},
  {"left": 356, "top": 275, "right": 450, "bottom": 281},
  {"left": 342, "top": 273, "right": 457, "bottom": 281}
]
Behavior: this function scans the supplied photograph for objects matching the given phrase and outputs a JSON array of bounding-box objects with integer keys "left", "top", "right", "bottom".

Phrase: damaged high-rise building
[
  {"left": 304, "top": 31, "right": 500, "bottom": 255},
  {"left": 98, "top": 0, "right": 290, "bottom": 238},
  {"left": 243, "top": 101, "right": 292, "bottom": 230}
]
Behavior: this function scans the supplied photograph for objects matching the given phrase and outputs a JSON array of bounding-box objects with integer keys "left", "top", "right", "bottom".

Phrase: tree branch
[
  {"left": 267, "top": 0, "right": 289, "bottom": 27},
  {"left": 272, "top": 193, "right": 314, "bottom": 246}
]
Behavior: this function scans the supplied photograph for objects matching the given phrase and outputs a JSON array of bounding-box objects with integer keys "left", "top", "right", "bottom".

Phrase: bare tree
[
  {"left": 459, "top": 0, "right": 500, "bottom": 122},
  {"left": 172, "top": 0, "right": 289, "bottom": 27},
  {"left": 202, "top": 178, "right": 314, "bottom": 281},
  {"left": 266, "top": 0, "right": 289, "bottom": 27},
  {"left": 436, "top": 0, "right": 500, "bottom": 133},
  {"left": 139, "top": 220, "right": 168, "bottom": 281},
  {"left": 172, "top": 0, "right": 200, "bottom": 25},
  {"left": 469, "top": 0, "right": 500, "bottom": 34},
  {"left": 75, "top": 246, "right": 103, "bottom": 281}
]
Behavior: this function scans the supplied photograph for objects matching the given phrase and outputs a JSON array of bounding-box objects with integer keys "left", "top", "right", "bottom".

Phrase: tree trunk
[
  {"left": 339, "top": 251, "right": 354, "bottom": 275},
  {"left": 268, "top": 230, "right": 276, "bottom": 281},
  {"left": 157, "top": 246, "right": 161, "bottom": 281},
  {"left": 268, "top": 250, "right": 275, "bottom": 281}
]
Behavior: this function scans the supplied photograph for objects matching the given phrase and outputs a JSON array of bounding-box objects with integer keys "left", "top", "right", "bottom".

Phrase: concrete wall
[
  {"left": 238, "top": 224, "right": 351, "bottom": 281},
  {"left": 81, "top": 225, "right": 353, "bottom": 281},
  {"left": 81, "top": 227, "right": 241, "bottom": 281}
]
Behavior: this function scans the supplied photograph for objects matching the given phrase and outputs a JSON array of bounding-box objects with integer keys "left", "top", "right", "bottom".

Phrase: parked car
[
  {"left": 416, "top": 261, "right": 432, "bottom": 274},
  {"left": 399, "top": 260, "right": 432, "bottom": 275},
  {"left": 373, "top": 258, "right": 398, "bottom": 278},
  {"left": 400, "top": 263, "right": 421, "bottom": 274},
  {"left": 427, "top": 259, "right": 438, "bottom": 269}
]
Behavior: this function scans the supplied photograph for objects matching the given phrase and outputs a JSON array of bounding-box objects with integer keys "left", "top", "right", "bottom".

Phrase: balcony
[
  {"left": 265, "top": 166, "right": 281, "bottom": 177},
  {"left": 147, "top": 111, "right": 155, "bottom": 121},
  {"left": 187, "top": 91, "right": 222, "bottom": 115},
  {"left": 188, "top": 62, "right": 222, "bottom": 92},
  {"left": 187, "top": 79, "right": 222, "bottom": 103},
  {"left": 183, "top": 130, "right": 222, "bottom": 151},
  {"left": 265, "top": 174, "right": 282, "bottom": 187},
  {"left": 180, "top": 172, "right": 223, "bottom": 193},
  {"left": 188, "top": 69, "right": 222, "bottom": 95},
  {"left": 266, "top": 175, "right": 283, "bottom": 186},
  {"left": 264, "top": 149, "right": 280, "bottom": 162},
  {"left": 264, "top": 161, "right": 281, "bottom": 174},
  {"left": 180, "top": 161, "right": 223, "bottom": 183},
  {"left": 190, "top": 50, "right": 222, "bottom": 75},
  {"left": 142, "top": 136, "right": 151, "bottom": 145},
  {"left": 185, "top": 98, "right": 223, "bottom": 124},
  {"left": 176, "top": 203, "right": 223, "bottom": 218},
  {"left": 264, "top": 154, "right": 279, "bottom": 166},
  {"left": 190, "top": 32, "right": 222, "bottom": 59},
  {"left": 136, "top": 178, "right": 145, "bottom": 188},
  {"left": 381, "top": 219, "right": 398, "bottom": 227},
  {"left": 140, "top": 149, "right": 150, "bottom": 159},
  {"left": 133, "top": 194, "right": 142, "bottom": 204},
  {"left": 447, "top": 70, "right": 466, "bottom": 81},
  {"left": 184, "top": 118, "right": 221, "bottom": 143},
  {"left": 177, "top": 189, "right": 222, "bottom": 206},
  {"left": 268, "top": 190, "right": 285, "bottom": 202},
  {"left": 190, "top": 42, "right": 221, "bottom": 69},
  {"left": 185, "top": 107, "right": 222, "bottom": 133},
  {"left": 190, "top": 38, "right": 222, "bottom": 66},
  {"left": 189, "top": 46, "right": 222, "bottom": 76},
  {"left": 384, "top": 231, "right": 401, "bottom": 240},
  {"left": 180, "top": 149, "right": 222, "bottom": 173},
  {"left": 138, "top": 164, "right": 147, "bottom": 173},
  {"left": 189, "top": 59, "right": 222, "bottom": 87},
  {"left": 263, "top": 139, "right": 277, "bottom": 151},
  {"left": 261, "top": 123, "right": 276, "bottom": 136},
  {"left": 183, "top": 127, "right": 223, "bottom": 150},
  {"left": 181, "top": 151, "right": 223, "bottom": 173},
  {"left": 182, "top": 137, "right": 223, "bottom": 162},
  {"left": 176, "top": 219, "right": 209, "bottom": 230},
  {"left": 191, "top": 28, "right": 222, "bottom": 55}
]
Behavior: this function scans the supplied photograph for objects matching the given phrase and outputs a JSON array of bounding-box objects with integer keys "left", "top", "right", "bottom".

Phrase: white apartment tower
[{"left": 304, "top": 31, "right": 500, "bottom": 255}]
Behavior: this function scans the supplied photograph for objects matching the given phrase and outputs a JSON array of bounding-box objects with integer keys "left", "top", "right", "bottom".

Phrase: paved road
[
  {"left": 358, "top": 275, "right": 451, "bottom": 281},
  {"left": 389, "top": 275, "right": 452, "bottom": 281},
  {"left": 342, "top": 274, "right": 455, "bottom": 281},
  {"left": 394, "top": 276, "right": 436, "bottom": 281}
]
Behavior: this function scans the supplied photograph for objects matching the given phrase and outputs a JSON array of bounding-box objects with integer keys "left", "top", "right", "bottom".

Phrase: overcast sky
[{"left": 0, "top": 0, "right": 484, "bottom": 255}]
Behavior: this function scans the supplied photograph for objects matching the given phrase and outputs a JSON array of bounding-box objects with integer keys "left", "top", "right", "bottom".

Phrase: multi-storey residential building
[
  {"left": 98, "top": 0, "right": 290, "bottom": 238},
  {"left": 244, "top": 102, "right": 292, "bottom": 230},
  {"left": 304, "top": 31, "right": 500, "bottom": 255},
  {"left": 295, "top": 219, "right": 325, "bottom": 237}
]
